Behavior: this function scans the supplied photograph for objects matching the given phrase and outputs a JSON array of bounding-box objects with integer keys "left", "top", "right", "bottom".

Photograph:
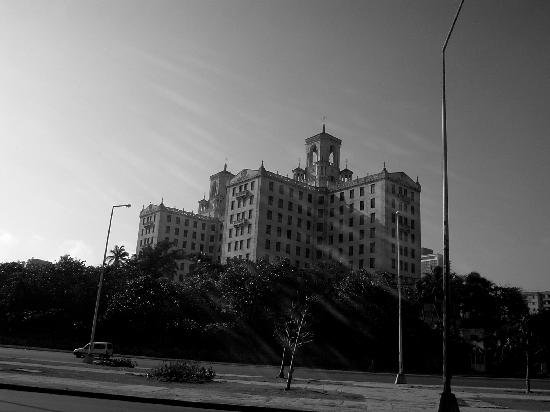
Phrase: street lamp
[
  {"left": 395, "top": 210, "right": 406, "bottom": 384},
  {"left": 438, "top": 1, "right": 464, "bottom": 410},
  {"left": 84, "top": 203, "right": 131, "bottom": 363}
]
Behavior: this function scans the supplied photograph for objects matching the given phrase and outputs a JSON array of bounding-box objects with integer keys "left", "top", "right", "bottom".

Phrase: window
[
  {"left": 305, "top": 248, "right": 310, "bottom": 258},
  {"left": 392, "top": 258, "right": 396, "bottom": 269},
  {"left": 200, "top": 233, "right": 205, "bottom": 241},
  {"left": 184, "top": 219, "right": 189, "bottom": 226},
  {"left": 359, "top": 215, "right": 365, "bottom": 225},
  {"left": 249, "top": 195, "right": 254, "bottom": 205},
  {"left": 306, "top": 221, "right": 311, "bottom": 230},
  {"left": 392, "top": 243, "right": 396, "bottom": 253},
  {"left": 279, "top": 185, "right": 284, "bottom": 195},
  {"left": 338, "top": 233, "right": 343, "bottom": 243},
  {"left": 411, "top": 234, "right": 415, "bottom": 244},
  {"left": 348, "top": 217, "right": 353, "bottom": 227},
  {"left": 239, "top": 240, "right": 243, "bottom": 249},
  {"left": 359, "top": 259, "right": 364, "bottom": 269},
  {"left": 348, "top": 246, "right": 353, "bottom": 256},
  {"left": 412, "top": 263, "right": 416, "bottom": 274},
  {"left": 286, "top": 230, "right": 292, "bottom": 239},
  {"left": 237, "top": 199, "right": 242, "bottom": 208},
  {"left": 191, "top": 242, "right": 196, "bottom": 250},
  {"left": 298, "top": 205, "right": 303, "bottom": 214},
  {"left": 269, "top": 182, "right": 274, "bottom": 192},
  {"left": 288, "top": 201, "right": 293, "bottom": 211},
  {"left": 297, "top": 218, "right": 302, "bottom": 228},
  {"left": 287, "top": 215, "right": 292, "bottom": 225},
  {"left": 285, "top": 244, "right": 290, "bottom": 254},
  {"left": 176, "top": 217, "right": 180, "bottom": 224},
  {"left": 167, "top": 215, "right": 172, "bottom": 223},
  {"left": 267, "top": 210, "right": 273, "bottom": 220},
  {"left": 339, "top": 205, "right": 344, "bottom": 215},
  {"left": 251, "top": 181, "right": 255, "bottom": 190},
  {"left": 296, "top": 246, "right": 301, "bottom": 256},
  {"left": 411, "top": 249, "right": 415, "bottom": 258},
  {"left": 370, "top": 227, "right": 375, "bottom": 238},
  {"left": 307, "top": 207, "right": 312, "bottom": 216},
  {"left": 370, "top": 213, "right": 375, "bottom": 224},
  {"left": 277, "top": 227, "right": 282, "bottom": 237},
  {"left": 183, "top": 240, "right": 187, "bottom": 248},
  {"left": 370, "top": 242, "right": 375, "bottom": 253},
  {"left": 248, "top": 224, "right": 251, "bottom": 234},
  {"left": 193, "top": 221, "right": 197, "bottom": 228},
  {"left": 360, "top": 186, "right": 364, "bottom": 196},
  {"left": 411, "top": 219, "right": 415, "bottom": 229},
  {"left": 359, "top": 244, "right": 364, "bottom": 254},
  {"left": 265, "top": 239, "right": 271, "bottom": 249},
  {"left": 350, "top": 189, "right": 354, "bottom": 199},
  {"left": 296, "top": 232, "right": 301, "bottom": 242},
  {"left": 318, "top": 195, "right": 324, "bottom": 204},
  {"left": 266, "top": 225, "right": 271, "bottom": 235},
  {"left": 339, "top": 192, "right": 344, "bottom": 201},
  {"left": 359, "top": 229, "right": 364, "bottom": 240},
  {"left": 348, "top": 232, "right": 353, "bottom": 241},
  {"left": 370, "top": 198, "right": 375, "bottom": 208},
  {"left": 276, "top": 242, "right": 281, "bottom": 252},
  {"left": 360, "top": 200, "right": 364, "bottom": 211},
  {"left": 369, "top": 258, "right": 375, "bottom": 269},
  {"left": 411, "top": 206, "right": 415, "bottom": 215},
  {"left": 308, "top": 193, "right": 312, "bottom": 203},
  {"left": 278, "top": 199, "right": 283, "bottom": 208},
  {"left": 246, "top": 238, "right": 250, "bottom": 248},
  {"left": 165, "top": 226, "right": 170, "bottom": 233},
  {"left": 248, "top": 210, "right": 252, "bottom": 219},
  {"left": 289, "top": 188, "right": 294, "bottom": 198},
  {"left": 316, "top": 222, "right": 323, "bottom": 232},
  {"left": 299, "top": 191, "right": 303, "bottom": 200},
  {"left": 277, "top": 213, "right": 283, "bottom": 223},
  {"left": 392, "top": 228, "right": 396, "bottom": 238},
  {"left": 392, "top": 213, "right": 396, "bottom": 223},
  {"left": 175, "top": 227, "right": 179, "bottom": 235},
  {"left": 349, "top": 203, "right": 354, "bottom": 212},
  {"left": 330, "top": 194, "right": 335, "bottom": 203},
  {"left": 370, "top": 184, "right": 375, "bottom": 194}
]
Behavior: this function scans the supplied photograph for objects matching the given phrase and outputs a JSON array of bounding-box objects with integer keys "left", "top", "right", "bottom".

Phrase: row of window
[
  {"left": 163, "top": 226, "right": 219, "bottom": 242},
  {"left": 164, "top": 215, "right": 218, "bottom": 231},
  {"left": 231, "top": 181, "right": 255, "bottom": 196},
  {"left": 392, "top": 214, "right": 416, "bottom": 229},
  {"left": 391, "top": 259, "right": 417, "bottom": 274},
  {"left": 391, "top": 228, "right": 416, "bottom": 244},
  {"left": 228, "top": 224, "right": 252, "bottom": 238},
  {"left": 229, "top": 209, "right": 253, "bottom": 223},
  {"left": 230, "top": 195, "right": 254, "bottom": 210},
  {"left": 267, "top": 196, "right": 377, "bottom": 216},
  {"left": 227, "top": 238, "right": 252, "bottom": 252}
]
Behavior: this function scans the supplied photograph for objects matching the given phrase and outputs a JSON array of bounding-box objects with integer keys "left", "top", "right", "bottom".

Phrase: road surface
[
  {"left": 0, "top": 389, "right": 233, "bottom": 412},
  {"left": 1, "top": 345, "right": 548, "bottom": 391}
]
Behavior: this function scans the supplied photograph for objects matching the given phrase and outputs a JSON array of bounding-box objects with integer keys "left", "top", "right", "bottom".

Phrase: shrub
[
  {"left": 96, "top": 357, "right": 137, "bottom": 368},
  {"left": 147, "top": 360, "right": 215, "bottom": 383}
]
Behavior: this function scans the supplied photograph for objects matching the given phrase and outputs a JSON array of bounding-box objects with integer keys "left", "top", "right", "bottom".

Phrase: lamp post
[
  {"left": 395, "top": 210, "right": 406, "bottom": 384},
  {"left": 84, "top": 204, "right": 131, "bottom": 363},
  {"left": 438, "top": 1, "right": 464, "bottom": 410}
]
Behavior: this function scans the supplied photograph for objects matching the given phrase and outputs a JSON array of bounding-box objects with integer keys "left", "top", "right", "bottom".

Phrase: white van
[{"left": 73, "top": 342, "right": 113, "bottom": 358}]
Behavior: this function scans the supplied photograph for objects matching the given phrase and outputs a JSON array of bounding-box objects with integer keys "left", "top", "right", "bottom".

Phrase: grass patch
[{"left": 147, "top": 360, "right": 215, "bottom": 383}]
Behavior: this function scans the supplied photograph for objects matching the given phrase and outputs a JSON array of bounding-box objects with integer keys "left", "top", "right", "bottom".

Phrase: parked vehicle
[{"left": 73, "top": 342, "right": 113, "bottom": 358}]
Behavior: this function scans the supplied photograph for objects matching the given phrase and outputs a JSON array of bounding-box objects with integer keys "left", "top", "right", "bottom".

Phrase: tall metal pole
[
  {"left": 85, "top": 204, "right": 130, "bottom": 363},
  {"left": 438, "top": 1, "right": 464, "bottom": 411},
  {"left": 395, "top": 210, "right": 406, "bottom": 384}
]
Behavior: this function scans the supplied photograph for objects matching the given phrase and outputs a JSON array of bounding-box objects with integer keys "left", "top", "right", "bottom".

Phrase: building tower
[
  {"left": 304, "top": 125, "right": 342, "bottom": 188},
  {"left": 198, "top": 163, "right": 235, "bottom": 219}
]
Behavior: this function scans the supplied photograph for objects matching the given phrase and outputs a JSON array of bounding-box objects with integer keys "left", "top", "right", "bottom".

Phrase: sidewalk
[{"left": 1, "top": 358, "right": 549, "bottom": 411}]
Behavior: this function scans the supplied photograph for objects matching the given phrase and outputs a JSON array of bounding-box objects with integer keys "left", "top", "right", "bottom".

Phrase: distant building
[
  {"left": 522, "top": 291, "right": 550, "bottom": 314},
  {"left": 136, "top": 126, "right": 422, "bottom": 282},
  {"left": 421, "top": 248, "right": 443, "bottom": 276},
  {"left": 25, "top": 258, "right": 52, "bottom": 267}
]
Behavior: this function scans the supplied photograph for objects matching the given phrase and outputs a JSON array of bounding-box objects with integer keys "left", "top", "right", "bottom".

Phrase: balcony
[
  {"left": 233, "top": 217, "right": 249, "bottom": 228},
  {"left": 235, "top": 189, "right": 250, "bottom": 199},
  {"left": 143, "top": 220, "right": 155, "bottom": 227}
]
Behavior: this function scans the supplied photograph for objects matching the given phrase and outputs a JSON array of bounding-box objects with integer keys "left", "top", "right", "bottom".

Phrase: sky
[{"left": 0, "top": 0, "right": 549, "bottom": 290}]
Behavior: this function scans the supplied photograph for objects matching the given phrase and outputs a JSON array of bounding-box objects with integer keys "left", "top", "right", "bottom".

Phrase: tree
[
  {"left": 134, "top": 239, "right": 178, "bottom": 279},
  {"left": 105, "top": 245, "right": 129, "bottom": 267},
  {"left": 275, "top": 299, "right": 314, "bottom": 390}
]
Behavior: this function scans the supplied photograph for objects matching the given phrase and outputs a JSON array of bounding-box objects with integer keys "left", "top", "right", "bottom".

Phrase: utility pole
[{"left": 438, "top": 1, "right": 464, "bottom": 411}]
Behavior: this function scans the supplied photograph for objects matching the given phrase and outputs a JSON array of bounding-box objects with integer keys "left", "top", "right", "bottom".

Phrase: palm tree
[{"left": 106, "top": 245, "right": 129, "bottom": 267}]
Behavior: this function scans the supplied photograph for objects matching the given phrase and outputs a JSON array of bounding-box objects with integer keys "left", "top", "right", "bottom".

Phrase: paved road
[
  {"left": 0, "top": 389, "right": 232, "bottom": 412},
  {"left": 1, "top": 346, "right": 549, "bottom": 391}
]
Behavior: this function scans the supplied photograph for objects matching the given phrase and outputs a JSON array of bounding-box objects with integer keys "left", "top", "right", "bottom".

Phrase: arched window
[{"left": 329, "top": 151, "right": 334, "bottom": 165}]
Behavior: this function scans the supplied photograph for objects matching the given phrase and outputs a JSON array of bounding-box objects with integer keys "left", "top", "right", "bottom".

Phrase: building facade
[
  {"left": 136, "top": 127, "right": 421, "bottom": 282},
  {"left": 420, "top": 248, "right": 444, "bottom": 276},
  {"left": 522, "top": 291, "right": 550, "bottom": 314}
]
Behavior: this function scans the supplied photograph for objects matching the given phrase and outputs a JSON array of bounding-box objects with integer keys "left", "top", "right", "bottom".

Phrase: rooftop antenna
[{"left": 322, "top": 115, "right": 327, "bottom": 133}]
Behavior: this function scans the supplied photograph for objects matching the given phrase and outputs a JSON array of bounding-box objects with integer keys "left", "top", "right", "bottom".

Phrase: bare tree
[{"left": 275, "top": 299, "right": 314, "bottom": 390}]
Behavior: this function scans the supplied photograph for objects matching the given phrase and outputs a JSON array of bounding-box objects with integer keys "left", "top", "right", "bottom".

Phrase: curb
[{"left": 0, "top": 382, "right": 311, "bottom": 412}]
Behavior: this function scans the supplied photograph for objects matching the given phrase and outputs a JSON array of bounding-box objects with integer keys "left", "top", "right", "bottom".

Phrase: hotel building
[{"left": 136, "top": 127, "right": 421, "bottom": 282}]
